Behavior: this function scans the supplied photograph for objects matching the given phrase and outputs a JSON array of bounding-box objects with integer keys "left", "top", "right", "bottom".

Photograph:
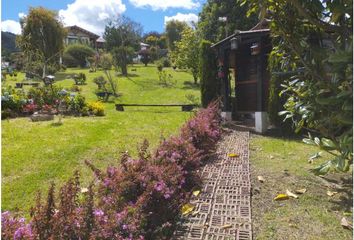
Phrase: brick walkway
[{"left": 174, "top": 130, "right": 251, "bottom": 240}]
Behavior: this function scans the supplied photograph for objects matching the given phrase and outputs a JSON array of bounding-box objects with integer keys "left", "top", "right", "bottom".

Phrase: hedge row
[{"left": 2, "top": 101, "right": 222, "bottom": 240}]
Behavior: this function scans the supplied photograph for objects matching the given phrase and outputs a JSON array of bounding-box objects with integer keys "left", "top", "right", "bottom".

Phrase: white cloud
[
  {"left": 59, "top": 0, "right": 126, "bottom": 35},
  {"left": 1, "top": 20, "right": 21, "bottom": 34},
  {"left": 18, "top": 12, "right": 26, "bottom": 19},
  {"left": 129, "top": 0, "right": 200, "bottom": 11},
  {"left": 164, "top": 13, "right": 198, "bottom": 26}
]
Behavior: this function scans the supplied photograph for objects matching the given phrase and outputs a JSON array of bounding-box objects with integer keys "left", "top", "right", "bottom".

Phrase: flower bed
[
  {"left": 2, "top": 101, "right": 221, "bottom": 240},
  {"left": 1, "top": 85, "right": 104, "bottom": 119}
]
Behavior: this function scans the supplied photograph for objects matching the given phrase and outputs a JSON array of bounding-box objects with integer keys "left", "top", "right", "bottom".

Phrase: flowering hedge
[{"left": 2, "top": 101, "right": 221, "bottom": 239}]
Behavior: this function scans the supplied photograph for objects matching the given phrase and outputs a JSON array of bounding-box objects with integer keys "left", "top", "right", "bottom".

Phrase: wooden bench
[
  {"left": 15, "top": 82, "right": 40, "bottom": 88},
  {"left": 115, "top": 104, "right": 198, "bottom": 112}
]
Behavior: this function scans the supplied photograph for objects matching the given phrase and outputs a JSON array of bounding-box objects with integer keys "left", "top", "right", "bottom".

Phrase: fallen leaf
[
  {"left": 327, "top": 190, "right": 338, "bottom": 197},
  {"left": 228, "top": 153, "right": 238, "bottom": 158},
  {"left": 257, "top": 176, "right": 265, "bottom": 183},
  {"left": 221, "top": 224, "right": 232, "bottom": 229},
  {"left": 286, "top": 189, "right": 299, "bottom": 199},
  {"left": 192, "top": 190, "right": 201, "bottom": 197},
  {"left": 295, "top": 188, "right": 307, "bottom": 194},
  {"left": 191, "top": 210, "right": 199, "bottom": 217},
  {"left": 269, "top": 155, "right": 274, "bottom": 159},
  {"left": 341, "top": 217, "right": 353, "bottom": 230},
  {"left": 274, "top": 194, "right": 289, "bottom": 201},
  {"left": 181, "top": 203, "right": 195, "bottom": 216}
]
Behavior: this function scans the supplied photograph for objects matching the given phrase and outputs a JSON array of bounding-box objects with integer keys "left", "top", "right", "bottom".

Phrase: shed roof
[{"left": 211, "top": 19, "right": 271, "bottom": 48}]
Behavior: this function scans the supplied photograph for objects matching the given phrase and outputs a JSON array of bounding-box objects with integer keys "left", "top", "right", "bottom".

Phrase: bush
[
  {"left": 199, "top": 40, "right": 219, "bottom": 107},
  {"left": 268, "top": 74, "right": 293, "bottom": 134},
  {"left": 73, "top": 73, "right": 86, "bottom": 85},
  {"left": 64, "top": 44, "right": 95, "bottom": 68},
  {"left": 93, "top": 76, "right": 107, "bottom": 90},
  {"left": 88, "top": 101, "right": 105, "bottom": 116},
  {"left": 67, "top": 94, "right": 87, "bottom": 115},
  {"left": 2, "top": 101, "right": 222, "bottom": 239},
  {"left": 1, "top": 86, "right": 27, "bottom": 113}
]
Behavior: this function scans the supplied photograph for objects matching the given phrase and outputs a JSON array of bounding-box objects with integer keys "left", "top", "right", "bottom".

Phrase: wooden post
[{"left": 256, "top": 40, "right": 263, "bottom": 111}]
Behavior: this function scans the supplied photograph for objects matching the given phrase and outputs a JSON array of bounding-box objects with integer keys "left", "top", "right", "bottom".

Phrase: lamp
[{"left": 230, "top": 35, "right": 240, "bottom": 50}]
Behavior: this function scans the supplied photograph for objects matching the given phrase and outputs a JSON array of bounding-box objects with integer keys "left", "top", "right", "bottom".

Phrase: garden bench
[
  {"left": 15, "top": 82, "right": 40, "bottom": 88},
  {"left": 115, "top": 104, "right": 198, "bottom": 112}
]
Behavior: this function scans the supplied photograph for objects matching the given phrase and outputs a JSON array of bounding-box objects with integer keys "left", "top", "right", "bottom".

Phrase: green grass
[
  {"left": 250, "top": 134, "right": 353, "bottom": 240},
  {"left": 2, "top": 65, "right": 200, "bottom": 214}
]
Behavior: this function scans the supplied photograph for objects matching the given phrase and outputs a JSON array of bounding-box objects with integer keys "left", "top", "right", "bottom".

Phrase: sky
[{"left": 1, "top": 0, "right": 206, "bottom": 36}]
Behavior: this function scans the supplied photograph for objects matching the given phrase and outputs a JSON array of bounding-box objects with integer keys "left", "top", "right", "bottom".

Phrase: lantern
[{"left": 230, "top": 36, "right": 241, "bottom": 50}]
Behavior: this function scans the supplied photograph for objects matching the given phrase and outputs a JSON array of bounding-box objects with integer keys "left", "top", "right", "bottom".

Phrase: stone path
[{"left": 174, "top": 130, "right": 251, "bottom": 240}]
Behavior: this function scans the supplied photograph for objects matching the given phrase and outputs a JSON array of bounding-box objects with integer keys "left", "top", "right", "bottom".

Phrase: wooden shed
[{"left": 211, "top": 20, "right": 272, "bottom": 132}]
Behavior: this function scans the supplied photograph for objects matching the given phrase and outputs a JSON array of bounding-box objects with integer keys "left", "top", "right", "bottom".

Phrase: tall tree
[
  {"left": 17, "top": 7, "right": 67, "bottom": 78},
  {"left": 198, "top": 0, "right": 258, "bottom": 42},
  {"left": 244, "top": 0, "right": 353, "bottom": 174},
  {"left": 171, "top": 27, "right": 200, "bottom": 84},
  {"left": 104, "top": 16, "right": 142, "bottom": 75},
  {"left": 165, "top": 20, "right": 189, "bottom": 51}
]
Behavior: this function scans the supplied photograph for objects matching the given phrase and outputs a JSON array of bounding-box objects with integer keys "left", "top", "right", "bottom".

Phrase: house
[
  {"left": 65, "top": 25, "right": 103, "bottom": 49},
  {"left": 211, "top": 19, "right": 272, "bottom": 133}
]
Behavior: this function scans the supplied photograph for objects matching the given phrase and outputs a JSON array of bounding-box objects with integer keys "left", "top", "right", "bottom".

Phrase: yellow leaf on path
[
  {"left": 257, "top": 176, "right": 265, "bottom": 183},
  {"left": 181, "top": 203, "right": 195, "bottom": 216},
  {"left": 295, "top": 188, "right": 307, "bottom": 194},
  {"left": 221, "top": 224, "right": 232, "bottom": 229},
  {"left": 192, "top": 190, "right": 201, "bottom": 197},
  {"left": 341, "top": 217, "right": 353, "bottom": 230},
  {"left": 286, "top": 189, "right": 299, "bottom": 199},
  {"left": 274, "top": 194, "right": 289, "bottom": 201},
  {"left": 228, "top": 153, "right": 238, "bottom": 158},
  {"left": 327, "top": 190, "right": 338, "bottom": 197},
  {"left": 191, "top": 210, "right": 199, "bottom": 217}
]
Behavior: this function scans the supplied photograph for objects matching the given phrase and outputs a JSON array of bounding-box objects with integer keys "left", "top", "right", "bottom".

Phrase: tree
[
  {"left": 171, "top": 27, "right": 200, "bottom": 84},
  {"left": 64, "top": 44, "right": 95, "bottom": 68},
  {"left": 138, "top": 49, "right": 151, "bottom": 66},
  {"left": 99, "top": 53, "right": 118, "bottom": 96},
  {"left": 17, "top": 7, "right": 67, "bottom": 78},
  {"left": 244, "top": 0, "right": 353, "bottom": 174},
  {"left": 104, "top": 16, "right": 142, "bottom": 76},
  {"left": 165, "top": 20, "right": 189, "bottom": 51},
  {"left": 199, "top": 40, "right": 219, "bottom": 107},
  {"left": 198, "top": 0, "right": 258, "bottom": 42}
]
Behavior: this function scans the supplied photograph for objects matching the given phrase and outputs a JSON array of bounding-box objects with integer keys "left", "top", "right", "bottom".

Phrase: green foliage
[
  {"left": 165, "top": 20, "right": 189, "bottom": 51},
  {"left": 64, "top": 44, "right": 95, "bottom": 68},
  {"left": 199, "top": 40, "right": 219, "bottom": 107},
  {"left": 93, "top": 76, "right": 107, "bottom": 90},
  {"left": 1, "top": 86, "right": 27, "bottom": 113},
  {"left": 198, "top": 0, "right": 258, "bottom": 42},
  {"left": 67, "top": 94, "right": 87, "bottom": 115},
  {"left": 245, "top": 0, "right": 353, "bottom": 174},
  {"left": 171, "top": 27, "right": 200, "bottom": 84},
  {"left": 158, "top": 70, "right": 175, "bottom": 87},
  {"left": 138, "top": 49, "right": 151, "bottom": 66},
  {"left": 73, "top": 72, "right": 87, "bottom": 85},
  {"left": 17, "top": 7, "right": 67, "bottom": 77},
  {"left": 104, "top": 16, "right": 142, "bottom": 76}
]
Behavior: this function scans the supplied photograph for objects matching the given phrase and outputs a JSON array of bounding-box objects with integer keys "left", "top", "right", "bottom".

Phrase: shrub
[
  {"left": 64, "top": 44, "right": 95, "bottom": 68},
  {"left": 2, "top": 101, "right": 222, "bottom": 239},
  {"left": 93, "top": 76, "right": 107, "bottom": 90},
  {"left": 158, "top": 70, "right": 175, "bottom": 87},
  {"left": 67, "top": 94, "right": 87, "bottom": 115},
  {"left": 88, "top": 101, "right": 105, "bottom": 116},
  {"left": 73, "top": 73, "right": 86, "bottom": 85},
  {"left": 1, "top": 86, "right": 27, "bottom": 113}
]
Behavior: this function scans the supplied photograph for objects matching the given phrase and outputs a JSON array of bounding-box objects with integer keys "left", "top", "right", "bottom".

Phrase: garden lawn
[
  {"left": 2, "top": 64, "right": 201, "bottom": 214},
  {"left": 250, "top": 134, "right": 353, "bottom": 240}
]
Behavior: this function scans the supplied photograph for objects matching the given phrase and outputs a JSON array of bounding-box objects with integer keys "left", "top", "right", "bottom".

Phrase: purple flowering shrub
[{"left": 2, "top": 101, "right": 222, "bottom": 239}]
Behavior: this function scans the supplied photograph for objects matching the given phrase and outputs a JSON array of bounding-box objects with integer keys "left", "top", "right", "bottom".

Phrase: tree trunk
[
  {"left": 42, "top": 63, "right": 47, "bottom": 79},
  {"left": 121, "top": 64, "right": 128, "bottom": 76}
]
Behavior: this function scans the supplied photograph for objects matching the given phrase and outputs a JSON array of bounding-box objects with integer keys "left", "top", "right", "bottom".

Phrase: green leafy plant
[
  {"left": 88, "top": 101, "right": 105, "bottom": 116},
  {"left": 244, "top": 0, "right": 353, "bottom": 174}
]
